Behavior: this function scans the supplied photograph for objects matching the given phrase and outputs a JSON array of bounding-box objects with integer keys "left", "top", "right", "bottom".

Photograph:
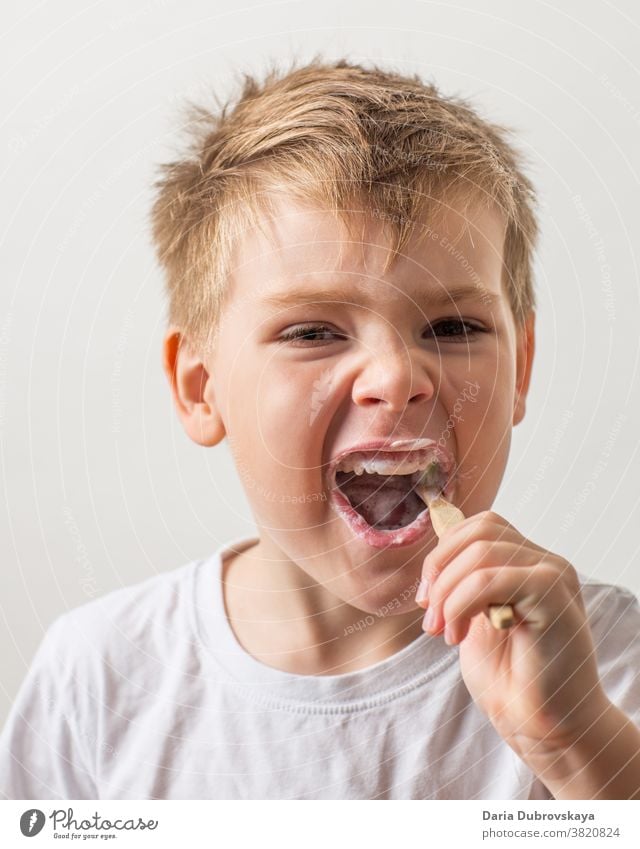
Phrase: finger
[
  {"left": 418, "top": 512, "right": 531, "bottom": 607},
  {"left": 427, "top": 511, "right": 517, "bottom": 572},
  {"left": 417, "top": 524, "right": 521, "bottom": 609},
  {"left": 437, "top": 564, "right": 572, "bottom": 643},
  {"left": 424, "top": 541, "right": 542, "bottom": 630},
  {"left": 418, "top": 511, "right": 552, "bottom": 605}
]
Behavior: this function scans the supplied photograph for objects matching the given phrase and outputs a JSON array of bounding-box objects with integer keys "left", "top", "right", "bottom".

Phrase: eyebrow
[{"left": 260, "top": 283, "right": 496, "bottom": 310}]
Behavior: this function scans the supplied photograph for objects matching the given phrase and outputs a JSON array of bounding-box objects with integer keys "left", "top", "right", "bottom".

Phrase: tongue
[{"left": 336, "top": 472, "right": 425, "bottom": 530}]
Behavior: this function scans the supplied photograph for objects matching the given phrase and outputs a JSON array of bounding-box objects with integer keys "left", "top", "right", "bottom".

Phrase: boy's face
[{"left": 164, "top": 195, "right": 534, "bottom": 615}]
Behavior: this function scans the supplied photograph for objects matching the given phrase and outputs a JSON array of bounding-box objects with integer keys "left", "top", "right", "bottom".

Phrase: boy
[{"left": 2, "top": 57, "right": 640, "bottom": 800}]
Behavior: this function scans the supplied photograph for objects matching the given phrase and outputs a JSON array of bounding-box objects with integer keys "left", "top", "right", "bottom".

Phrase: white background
[{"left": 1, "top": 0, "right": 639, "bottom": 726}]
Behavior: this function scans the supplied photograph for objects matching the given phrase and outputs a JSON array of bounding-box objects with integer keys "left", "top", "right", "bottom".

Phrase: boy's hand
[{"left": 417, "top": 510, "right": 611, "bottom": 762}]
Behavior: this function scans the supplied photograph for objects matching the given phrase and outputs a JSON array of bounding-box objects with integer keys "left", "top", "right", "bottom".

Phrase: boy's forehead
[
  {"left": 232, "top": 197, "right": 389, "bottom": 274},
  {"left": 227, "top": 194, "right": 507, "bottom": 306}
]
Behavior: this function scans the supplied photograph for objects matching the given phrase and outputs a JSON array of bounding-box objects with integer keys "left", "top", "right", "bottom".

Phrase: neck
[{"left": 222, "top": 537, "right": 426, "bottom": 676}]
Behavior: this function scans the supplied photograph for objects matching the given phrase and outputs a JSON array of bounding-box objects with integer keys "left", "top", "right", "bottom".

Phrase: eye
[
  {"left": 426, "top": 319, "right": 488, "bottom": 342},
  {"left": 278, "top": 319, "right": 488, "bottom": 347},
  {"left": 279, "top": 324, "right": 346, "bottom": 346}
]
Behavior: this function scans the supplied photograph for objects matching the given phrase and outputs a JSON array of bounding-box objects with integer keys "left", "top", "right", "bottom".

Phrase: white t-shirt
[{"left": 2, "top": 535, "right": 640, "bottom": 800}]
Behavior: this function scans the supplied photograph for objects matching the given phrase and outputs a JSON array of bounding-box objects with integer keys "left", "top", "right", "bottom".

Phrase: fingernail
[
  {"left": 422, "top": 608, "right": 436, "bottom": 632},
  {"left": 415, "top": 577, "right": 430, "bottom": 606},
  {"left": 444, "top": 625, "right": 453, "bottom": 645}
]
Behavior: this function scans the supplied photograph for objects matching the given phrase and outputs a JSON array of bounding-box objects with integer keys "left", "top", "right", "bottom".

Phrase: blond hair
[{"left": 151, "top": 56, "right": 538, "bottom": 355}]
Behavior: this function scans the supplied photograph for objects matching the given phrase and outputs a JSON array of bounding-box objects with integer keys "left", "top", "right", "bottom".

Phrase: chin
[{"left": 338, "top": 552, "right": 426, "bottom": 610}]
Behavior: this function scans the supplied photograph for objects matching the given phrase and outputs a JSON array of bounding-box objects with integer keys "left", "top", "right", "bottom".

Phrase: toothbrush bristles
[{"left": 417, "top": 460, "right": 447, "bottom": 503}]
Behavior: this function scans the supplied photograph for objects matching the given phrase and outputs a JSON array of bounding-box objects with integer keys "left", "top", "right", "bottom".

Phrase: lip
[{"left": 325, "top": 437, "right": 458, "bottom": 550}]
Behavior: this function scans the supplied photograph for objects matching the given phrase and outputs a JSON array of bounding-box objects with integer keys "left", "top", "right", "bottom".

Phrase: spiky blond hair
[{"left": 151, "top": 56, "right": 538, "bottom": 355}]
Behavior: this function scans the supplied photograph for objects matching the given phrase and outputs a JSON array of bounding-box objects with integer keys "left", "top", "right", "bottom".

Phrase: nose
[{"left": 351, "top": 341, "right": 437, "bottom": 411}]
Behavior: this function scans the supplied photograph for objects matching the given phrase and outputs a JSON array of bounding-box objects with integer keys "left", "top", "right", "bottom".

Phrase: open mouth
[{"left": 327, "top": 443, "right": 455, "bottom": 549}]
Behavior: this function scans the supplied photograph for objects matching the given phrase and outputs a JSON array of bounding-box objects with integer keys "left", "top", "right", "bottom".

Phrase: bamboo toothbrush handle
[
  {"left": 427, "top": 495, "right": 465, "bottom": 536},
  {"left": 427, "top": 495, "right": 515, "bottom": 630}
]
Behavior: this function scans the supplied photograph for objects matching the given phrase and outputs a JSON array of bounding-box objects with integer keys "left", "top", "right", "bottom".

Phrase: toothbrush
[{"left": 416, "top": 461, "right": 515, "bottom": 630}]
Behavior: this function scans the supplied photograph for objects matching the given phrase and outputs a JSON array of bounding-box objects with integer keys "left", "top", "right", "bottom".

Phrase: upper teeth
[{"left": 335, "top": 451, "right": 440, "bottom": 477}]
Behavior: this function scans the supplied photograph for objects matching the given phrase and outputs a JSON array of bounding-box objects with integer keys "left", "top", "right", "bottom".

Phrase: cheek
[
  {"left": 227, "top": 365, "right": 329, "bottom": 514},
  {"left": 454, "top": 375, "right": 513, "bottom": 453},
  {"left": 457, "top": 345, "right": 514, "bottom": 420},
  {"left": 254, "top": 359, "right": 332, "bottom": 459},
  {"left": 216, "top": 341, "right": 331, "bottom": 517},
  {"left": 449, "top": 373, "right": 514, "bottom": 512},
  {"left": 224, "top": 351, "right": 310, "bottom": 437}
]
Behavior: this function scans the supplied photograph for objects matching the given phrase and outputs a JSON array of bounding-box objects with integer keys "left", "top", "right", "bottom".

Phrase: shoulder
[
  {"left": 577, "top": 574, "right": 640, "bottom": 632},
  {"left": 577, "top": 574, "right": 640, "bottom": 716},
  {"left": 44, "top": 558, "right": 203, "bottom": 679}
]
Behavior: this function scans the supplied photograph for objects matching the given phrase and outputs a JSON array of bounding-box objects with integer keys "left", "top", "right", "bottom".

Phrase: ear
[
  {"left": 512, "top": 312, "right": 535, "bottom": 427},
  {"left": 162, "top": 329, "right": 225, "bottom": 447}
]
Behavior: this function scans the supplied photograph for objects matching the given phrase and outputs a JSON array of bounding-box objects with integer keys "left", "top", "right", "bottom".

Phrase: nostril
[
  {"left": 356, "top": 396, "right": 386, "bottom": 407},
  {"left": 409, "top": 392, "right": 430, "bottom": 404}
]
